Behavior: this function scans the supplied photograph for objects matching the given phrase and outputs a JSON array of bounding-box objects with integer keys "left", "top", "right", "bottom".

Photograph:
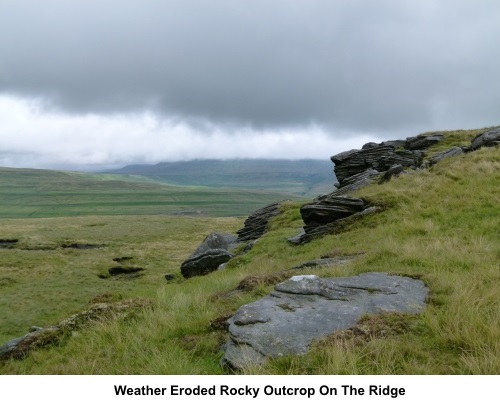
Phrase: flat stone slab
[{"left": 221, "top": 272, "right": 428, "bottom": 369}]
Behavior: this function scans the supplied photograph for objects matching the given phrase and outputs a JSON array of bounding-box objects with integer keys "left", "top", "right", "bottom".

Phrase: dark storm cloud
[{"left": 1, "top": 0, "right": 499, "bottom": 134}]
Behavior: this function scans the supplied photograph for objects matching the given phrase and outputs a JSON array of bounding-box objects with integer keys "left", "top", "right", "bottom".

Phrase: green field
[
  {"left": 0, "top": 128, "right": 499, "bottom": 374},
  {"left": 0, "top": 168, "right": 300, "bottom": 218}
]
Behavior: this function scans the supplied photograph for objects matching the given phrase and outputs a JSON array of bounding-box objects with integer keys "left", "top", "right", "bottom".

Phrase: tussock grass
[{"left": 1, "top": 132, "right": 498, "bottom": 374}]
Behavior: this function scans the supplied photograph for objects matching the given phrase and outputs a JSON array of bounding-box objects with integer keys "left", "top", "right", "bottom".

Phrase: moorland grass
[
  {"left": 0, "top": 167, "right": 298, "bottom": 218},
  {"left": 0, "top": 130, "right": 498, "bottom": 374}
]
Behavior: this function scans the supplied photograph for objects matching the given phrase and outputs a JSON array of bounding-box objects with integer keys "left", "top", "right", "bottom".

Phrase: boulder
[
  {"left": 470, "top": 127, "right": 500, "bottom": 150},
  {"left": 428, "top": 146, "right": 465, "bottom": 166},
  {"left": 236, "top": 201, "right": 283, "bottom": 242},
  {"left": 180, "top": 232, "right": 238, "bottom": 278},
  {"left": 381, "top": 164, "right": 404, "bottom": 182},
  {"left": 221, "top": 272, "right": 428, "bottom": 370}
]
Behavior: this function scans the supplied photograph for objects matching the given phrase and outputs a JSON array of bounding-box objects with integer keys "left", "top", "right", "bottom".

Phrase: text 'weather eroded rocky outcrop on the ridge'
[{"left": 221, "top": 272, "right": 428, "bottom": 370}]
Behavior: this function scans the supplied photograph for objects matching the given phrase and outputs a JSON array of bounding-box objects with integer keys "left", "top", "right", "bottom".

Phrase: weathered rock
[
  {"left": 180, "top": 232, "right": 238, "bottom": 278},
  {"left": 236, "top": 201, "right": 283, "bottom": 242},
  {"left": 428, "top": 146, "right": 465, "bottom": 166},
  {"left": 380, "top": 139, "right": 406, "bottom": 149},
  {"left": 221, "top": 272, "right": 428, "bottom": 369},
  {"left": 331, "top": 145, "right": 424, "bottom": 186},
  {"left": 381, "top": 164, "right": 404, "bottom": 182},
  {"left": 470, "top": 127, "right": 500, "bottom": 150},
  {"left": 181, "top": 248, "right": 235, "bottom": 278},
  {"left": 362, "top": 142, "right": 379, "bottom": 149},
  {"left": 300, "top": 196, "right": 366, "bottom": 226},
  {"left": 331, "top": 145, "right": 395, "bottom": 184},
  {"left": 405, "top": 133, "right": 444, "bottom": 150},
  {"left": 328, "top": 169, "right": 381, "bottom": 196},
  {"left": 378, "top": 149, "right": 423, "bottom": 170},
  {"left": 191, "top": 232, "right": 238, "bottom": 255},
  {"left": 290, "top": 206, "right": 380, "bottom": 245}
]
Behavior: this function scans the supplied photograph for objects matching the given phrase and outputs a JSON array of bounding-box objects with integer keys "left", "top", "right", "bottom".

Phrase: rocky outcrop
[
  {"left": 289, "top": 196, "right": 378, "bottom": 244},
  {"left": 221, "top": 272, "right": 428, "bottom": 370},
  {"left": 330, "top": 133, "right": 444, "bottom": 191},
  {"left": 0, "top": 298, "right": 151, "bottom": 360},
  {"left": 331, "top": 145, "right": 395, "bottom": 184},
  {"left": 428, "top": 146, "right": 465, "bottom": 166},
  {"left": 328, "top": 169, "right": 381, "bottom": 196},
  {"left": 405, "top": 133, "right": 444, "bottom": 150},
  {"left": 236, "top": 201, "right": 283, "bottom": 242},
  {"left": 470, "top": 127, "right": 500, "bottom": 150},
  {"left": 300, "top": 195, "right": 366, "bottom": 226},
  {"left": 181, "top": 232, "right": 238, "bottom": 278}
]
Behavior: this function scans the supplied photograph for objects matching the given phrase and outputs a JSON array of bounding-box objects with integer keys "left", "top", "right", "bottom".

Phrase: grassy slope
[
  {"left": 0, "top": 168, "right": 300, "bottom": 218},
  {"left": 0, "top": 128, "right": 498, "bottom": 374}
]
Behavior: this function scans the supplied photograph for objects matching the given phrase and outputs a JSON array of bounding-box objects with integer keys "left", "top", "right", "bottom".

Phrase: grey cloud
[{"left": 1, "top": 0, "right": 499, "bottom": 135}]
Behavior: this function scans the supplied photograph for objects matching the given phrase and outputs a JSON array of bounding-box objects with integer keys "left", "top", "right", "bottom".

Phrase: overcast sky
[{"left": 1, "top": 0, "right": 499, "bottom": 170}]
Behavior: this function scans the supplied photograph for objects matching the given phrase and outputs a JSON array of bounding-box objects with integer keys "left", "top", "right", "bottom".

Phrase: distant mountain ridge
[{"left": 106, "top": 159, "right": 337, "bottom": 196}]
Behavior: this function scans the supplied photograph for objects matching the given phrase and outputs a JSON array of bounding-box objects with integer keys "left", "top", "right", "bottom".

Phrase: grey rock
[
  {"left": 180, "top": 232, "right": 238, "bottom": 278},
  {"left": 328, "top": 169, "right": 381, "bottom": 196},
  {"left": 236, "top": 201, "right": 283, "bottom": 242},
  {"left": 287, "top": 229, "right": 305, "bottom": 245},
  {"left": 292, "top": 206, "right": 380, "bottom": 245},
  {"left": 428, "top": 146, "right": 465, "bottom": 166},
  {"left": 331, "top": 145, "right": 395, "bottom": 184},
  {"left": 331, "top": 145, "right": 424, "bottom": 185},
  {"left": 381, "top": 164, "right": 404, "bottom": 182},
  {"left": 190, "top": 232, "right": 238, "bottom": 256},
  {"left": 380, "top": 139, "right": 406, "bottom": 149},
  {"left": 362, "top": 142, "right": 379, "bottom": 149},
  {"left": 300, "top": 196, "right": 366, "bottom": 226},
  {"left": 379, "top": 149, "right": 423, "bottom": 170},
  {"left": 221, "top": 272, "right": 428, "bottom": 369},
  {"left": 181, "top": 248, "right": 235, "bottom": 278},
  {"left": 470, "top": 127, "right": 500, "bottom": 150},
  {"left": 405, "top": 133, "right": 444, "bottom": 150},
  {"left": 0, "top": 336, "right": 24, "bottom": 360}
]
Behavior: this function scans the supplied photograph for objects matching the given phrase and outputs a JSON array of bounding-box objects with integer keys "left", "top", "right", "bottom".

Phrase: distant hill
[
  {"left": 106, "top": 159, "right": 337, "bottom": 196},
  {"left": 0, "top": 167, "right": 299, "bottom": 218}
]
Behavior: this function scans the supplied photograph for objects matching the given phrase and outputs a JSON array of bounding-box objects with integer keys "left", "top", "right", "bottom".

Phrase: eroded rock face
[
  {"left": 290, "top": 196, "right": 377, "bottom": 245},
  {"left": 236, "top": 201, "right": 283, "bottom": 242},
  {"left": 300, "top": 196, "right": 366, "bottom": 226},
  {"left": 180, "top": 232, "right": 238, "bottom": 278},
  {"left": 405, "top": 133, "right": 444, "bottom": 150},
  {"left": 470, "top": 127, "right": 500, "bottom": 150},
  {"left": 221, "top": 273, "right": 428, "bottom": 370},
  {"left": 428, "top": 146, "right": 465, "bottom": 166}
]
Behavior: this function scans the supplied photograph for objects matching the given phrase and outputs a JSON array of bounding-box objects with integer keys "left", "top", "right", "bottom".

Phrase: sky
[{"left": 1, "top": 0, "right": 499, "bottom": 170}]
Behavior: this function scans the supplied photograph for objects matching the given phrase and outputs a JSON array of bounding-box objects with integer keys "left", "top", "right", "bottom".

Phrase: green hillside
[
  {"left": 0, "top": 127, "right": 498, "bottom": 374},
  {"left": 107, "top": 159, "right": 336, "bottom": 196},
  {"left": 0, "top": 168, "right": 299, "bottom": 218}
]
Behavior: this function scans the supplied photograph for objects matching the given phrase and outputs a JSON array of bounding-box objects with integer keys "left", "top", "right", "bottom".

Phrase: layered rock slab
[
  {"left": 236, "top": 201, "right": 283, "bottom": 242},
  {"left": 221, "top": 272, "right": 428, "bottom": 369}
]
